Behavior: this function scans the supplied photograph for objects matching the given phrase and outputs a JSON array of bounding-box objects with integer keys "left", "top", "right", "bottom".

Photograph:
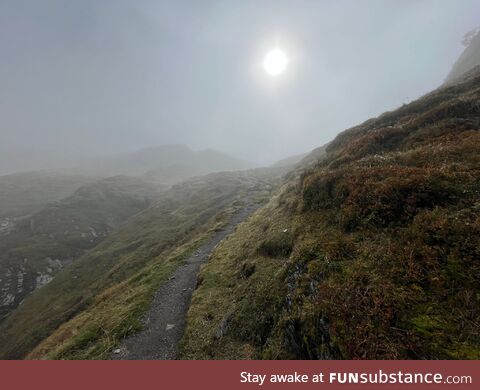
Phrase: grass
[
  {"left": 179, "top": 192, "right": 294, "bottom": 359},
  {"left": 27, "top": 215, "right": 226, "bottom": 359}
]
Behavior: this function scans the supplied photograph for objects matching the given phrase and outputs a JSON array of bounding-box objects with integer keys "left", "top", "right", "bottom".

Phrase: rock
[
  {"left": 1, "top": 293, "right": 15, "bottom": 306},
  {"left": 35, "top": 273, "right": 53, "bottom": 289},
  {"left": 113, "top": 349, "right": 121, "bottom": 354}
]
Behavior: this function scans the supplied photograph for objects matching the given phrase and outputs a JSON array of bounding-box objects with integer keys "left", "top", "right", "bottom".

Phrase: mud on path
[{"left": 113, "top": 200, "right": 259, "bottom": 360}]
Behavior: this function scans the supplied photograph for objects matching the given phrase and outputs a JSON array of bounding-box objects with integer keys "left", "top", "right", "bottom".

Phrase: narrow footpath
[{"left": 113, "top": 200, "right": 258, "bottom": 359}]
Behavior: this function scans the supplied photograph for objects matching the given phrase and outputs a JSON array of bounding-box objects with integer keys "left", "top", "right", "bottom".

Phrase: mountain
[
  {"left": 445, "top": 28, "right": 480, "bottom": 85},
  {"left": 0, "top": 176, "right": 162, "bottom": 321},
  {"left": 1, "top": 39, "right": 479, "bottom": 361},
  {"left": 179, "top": 66, "right": 480, "bottom": 359},
  {"left": 77, "top": 145, "right": 254, "bottom": 185},
  {"left": 0, "top": 168, "right": 282, "bottom": 359},
  {"left": 0, "top": 171, "right": 95, "bottom": 219}
]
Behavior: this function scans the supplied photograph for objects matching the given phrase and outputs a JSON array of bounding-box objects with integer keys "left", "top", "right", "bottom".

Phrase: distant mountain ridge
[
  {"left": 270, "top": 152, "right": 308, "bottom": 168},
  {"left": 0, "top": 172, "right": 95, "bottom": 218},
  {"left": 76, "top": 144, "right": 254, "bottom": 184}
]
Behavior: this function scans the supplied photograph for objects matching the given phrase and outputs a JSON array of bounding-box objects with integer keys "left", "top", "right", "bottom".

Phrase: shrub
[
  {"left": 257, "top": 233, "right": 294, "bottom": 258},
  {"left": 339, "top": 167, "right": 462, "bottom": 229}
]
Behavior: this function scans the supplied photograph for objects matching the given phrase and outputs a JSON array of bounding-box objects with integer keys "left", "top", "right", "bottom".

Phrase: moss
[
  {"left": 410, "top": 315, "right": 444, "bottom": 338},
  {"left": 448, "top": 342, "right": 480, "bottom": 359}
]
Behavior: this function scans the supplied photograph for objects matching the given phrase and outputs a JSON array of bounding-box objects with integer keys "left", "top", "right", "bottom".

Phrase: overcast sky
[{"left": 1, "top": 0, "right": 479, "bottom": 172}]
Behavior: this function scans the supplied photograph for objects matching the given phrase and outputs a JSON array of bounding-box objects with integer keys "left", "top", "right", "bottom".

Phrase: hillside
[
  {"left": 0, "top": 176, "right": 161, "bottom": 321},
  {"left": 179, "top": 68, "right": 480, "bottom": 359},
  {"left": 0, "top": 168, "right": 282, "bottom": 359},
  {"left": 0, "top": 171, "right": 94, "bottom": 219}
]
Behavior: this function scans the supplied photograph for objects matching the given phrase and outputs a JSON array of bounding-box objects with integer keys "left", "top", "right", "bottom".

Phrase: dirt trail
[{"left": 113, "top": 200, "right": 258, "bottom": 360}]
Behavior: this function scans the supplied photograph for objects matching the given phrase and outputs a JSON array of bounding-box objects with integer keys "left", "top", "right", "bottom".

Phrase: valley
[
  {"left": 0, "top": 175, "right": 162, "bottom": 320},
  {"left": 0, "top": 168, "right": 283, "bottom": 359}
]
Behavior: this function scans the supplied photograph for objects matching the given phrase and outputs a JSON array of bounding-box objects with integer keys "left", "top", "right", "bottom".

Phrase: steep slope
[
  {"left": 0, "top": 168, "right": 281, "bottom": 359},
  {"left": 445, "top": 28, "right": 480, "bottom": 85},
  {"left": 180, "top": 69, "right": 480, "bottom": 359},
  {"left": 0, "top": 176, "right": 161, "bottom": 321}
]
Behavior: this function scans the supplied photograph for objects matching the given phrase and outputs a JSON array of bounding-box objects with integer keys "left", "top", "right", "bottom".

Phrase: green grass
[
  {"left": 28, "top": 214, "right": 227, "bottom": 359},
  {"left": 179, "top": 192, "right": 294, "bottom": 359}
]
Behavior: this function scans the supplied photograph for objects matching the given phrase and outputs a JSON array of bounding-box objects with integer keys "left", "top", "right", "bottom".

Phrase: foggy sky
[{"left": 1, "top": 0, "right": 479, "bottom": 173}]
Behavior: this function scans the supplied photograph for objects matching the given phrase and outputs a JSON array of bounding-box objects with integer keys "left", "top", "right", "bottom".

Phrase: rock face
[{"left": 445, "top": 28, "right": 480, "bottom": 85}]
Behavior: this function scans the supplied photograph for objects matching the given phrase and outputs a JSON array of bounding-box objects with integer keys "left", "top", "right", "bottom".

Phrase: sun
[{"left": 263, "top": 49, "right": 288, "bottom": 76}]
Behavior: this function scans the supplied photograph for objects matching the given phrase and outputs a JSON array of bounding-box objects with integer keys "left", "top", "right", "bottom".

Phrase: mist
[{"left": 1, "top": 0, "right": 479, "bottom": 174}]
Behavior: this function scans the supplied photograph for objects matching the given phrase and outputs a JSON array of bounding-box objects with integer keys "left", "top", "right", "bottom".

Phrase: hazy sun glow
[{"left": 263, "top": 49, "right": 288, "bottom": 76}]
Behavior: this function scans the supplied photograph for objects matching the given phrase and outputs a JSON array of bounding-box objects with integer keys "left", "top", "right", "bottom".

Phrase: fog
[{"left": 1, "top": 0, "right": 479, "bottom": 174}]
